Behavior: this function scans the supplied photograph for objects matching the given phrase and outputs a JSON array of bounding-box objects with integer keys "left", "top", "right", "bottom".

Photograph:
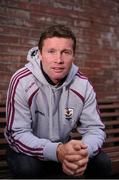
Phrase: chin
[{"left": 56, "top": 75, "right": 64, "bottom": 79}]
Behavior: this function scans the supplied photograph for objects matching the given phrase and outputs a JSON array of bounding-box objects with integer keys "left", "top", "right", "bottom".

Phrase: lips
[
  {"left": 52, "top": 67, "right": 64, "bottom": 69},
  {"left": 52, "top": 67, "right": 64, "bottom": 73},
  {"left": 53, "top": 67, "right": 63, "bottom": 70}
]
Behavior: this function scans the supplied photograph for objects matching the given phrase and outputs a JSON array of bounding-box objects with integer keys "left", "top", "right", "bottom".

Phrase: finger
[
  {"left": 71, "top": 140, "right": 87, "bottom": 148},
  {"left": 63, "top": 159, "right": 78, "bottom": 171},
  {"left": 65, "top": 150, "right": 89, "bottom": 166},
  {"left": 78, "top": 148, "right": 89, "bottom": 157},
  {"left": 65, "top": 154, "right": 82, "bottom": 162},
  {"left": 76, "top": 156, "right": 89, "bottom": 167},
  {"left": 62, "top": 162, "right": 75, "bottom": 176},
  {"left": 80, "top": 141, "right": 88, "bottom": 149},
  {"left": 74, "top": 142, "right": 87, "bottom": 151},
  {"left": 75, "top": 164, "right": 87, "bottom": 175},
  {"left": 70, "top": 140, "right": 82, "bottom": 150},
  {"left": 74, "top": 171, "right": 84, "bottom": 177}
]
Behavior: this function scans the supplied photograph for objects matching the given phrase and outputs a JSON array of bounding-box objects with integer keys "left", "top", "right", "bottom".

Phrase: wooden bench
[
  {"left": 70, "top": 99, "right": 119, "bottom": 177},
  {"left": 0, "top": 105, "right": 13, "bottom": 179},
  {"left": 0, "top": 99, "right": 119, "bottom": 178},
  {"left": 98, "top": 99, "right": 119, "bottom": 176}
]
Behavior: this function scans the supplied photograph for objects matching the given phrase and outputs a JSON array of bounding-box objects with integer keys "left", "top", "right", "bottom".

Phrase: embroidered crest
[{"left": 64, "top": 108, "right": 73, "bottom": 120}]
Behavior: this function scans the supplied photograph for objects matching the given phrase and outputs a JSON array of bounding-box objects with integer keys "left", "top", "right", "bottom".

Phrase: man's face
[{"left": 39, "top": 37, "right": 75, "bottom": 84}]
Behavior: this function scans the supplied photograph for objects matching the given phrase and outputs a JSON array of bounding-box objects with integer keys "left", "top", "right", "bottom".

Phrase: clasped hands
[{"left": 57, "top": 140, "right": 89, "bottom": 177}]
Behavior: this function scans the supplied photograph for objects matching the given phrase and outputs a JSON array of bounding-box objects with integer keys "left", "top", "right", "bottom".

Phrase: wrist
[{"left": 56, "top": 143, "right": 64, "bottom": 163}]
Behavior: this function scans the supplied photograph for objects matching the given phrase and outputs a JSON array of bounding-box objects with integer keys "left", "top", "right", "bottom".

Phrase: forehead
[{"left": 43, "top": 37, "right": 73, "bottom": 49}]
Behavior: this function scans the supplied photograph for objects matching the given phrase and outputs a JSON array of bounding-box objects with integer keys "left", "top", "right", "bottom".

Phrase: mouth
[{"left": 52, "top": 67, "right": 64, "bottom": 72}]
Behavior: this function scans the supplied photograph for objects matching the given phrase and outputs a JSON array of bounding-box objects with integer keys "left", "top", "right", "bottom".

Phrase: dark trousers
[{"left": 6, "top": 147, "right": 112, "bottom": 179}]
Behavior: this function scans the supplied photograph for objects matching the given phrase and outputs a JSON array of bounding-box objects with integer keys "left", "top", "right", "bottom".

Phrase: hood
[{"left": 26, "top": 46, "right": 79, "bottom": 88}]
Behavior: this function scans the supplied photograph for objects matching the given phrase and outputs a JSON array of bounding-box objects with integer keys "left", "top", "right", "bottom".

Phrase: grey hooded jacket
[{"left": 5, "top": 47, "right": 105, "bottom": 161}]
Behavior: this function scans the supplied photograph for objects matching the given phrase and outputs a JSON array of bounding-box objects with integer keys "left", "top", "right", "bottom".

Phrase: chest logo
[{"left": 64, "top": 108, "right": 74, "bottom": 120}]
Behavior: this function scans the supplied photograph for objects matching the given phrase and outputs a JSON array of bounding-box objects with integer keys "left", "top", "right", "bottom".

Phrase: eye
[
  {"left": 63, "top": 50, "right": 72, "bottom": 55},
  {"left": 48, "top": 49, "right": 56, "bottom": 54}
]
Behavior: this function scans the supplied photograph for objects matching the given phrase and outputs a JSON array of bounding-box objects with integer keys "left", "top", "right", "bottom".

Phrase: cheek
[
  {"left": 40, "top": 55, "right": 48, "bottom": 64},
  {"left": 66, "top": 59, "right": 73, "bottom": 67}
]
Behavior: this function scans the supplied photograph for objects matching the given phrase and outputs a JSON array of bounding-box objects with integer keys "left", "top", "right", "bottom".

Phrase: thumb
[{"left": 80, "top": 141, "right": 88, "bottom": 149}]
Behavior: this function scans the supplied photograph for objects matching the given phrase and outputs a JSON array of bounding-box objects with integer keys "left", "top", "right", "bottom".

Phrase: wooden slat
[
  {"left": 103, "top": 145, "right": 119, "bottom": 153},
  {"left": 107, "top": 151, "right": 119, "bottom": 158},
  {"left": 104, "top": 120, "right": 119, "bottom": 126},
  {"left": 101, "top": 111, "right": 119, "bottom": 118},
  {"left": 0, "top": 117, "right": 6, "bottom": 123},
  {"left": 0, "top": 169, "right": 13, "bottom": 179},
  {"left": 98, "top": 99, "right": 119, "bottom": 103},
  {"left": 105, "top": 136, "right": 119, "bottom": 143},
  {"left": 0, "top": 161, "right": 8, "bottom": 168},
  {"left": 0, "top": 127, "right": 5, "bottom": 133},
  {"left": 0, "top": 149, "right": 6, "bottom": 156},
  {"left": 99, "top": 104, "right": 119, "bottom": 110},
  {"left": 111, "top": 158, "right": 119, "bottom": 163},
  {"left": 0, "top": 107, "right": 6, "bottom": 112},
  {"left": 106, "top": 128, "right": 119, "bottom": 134},
  {"left": 0, "top": 138, "right": 7, "bottom": 144}
]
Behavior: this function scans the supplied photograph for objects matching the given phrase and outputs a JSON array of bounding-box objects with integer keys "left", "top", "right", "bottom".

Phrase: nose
[{"left": 55, "top": 52, "right": 64, "bottom": 64}]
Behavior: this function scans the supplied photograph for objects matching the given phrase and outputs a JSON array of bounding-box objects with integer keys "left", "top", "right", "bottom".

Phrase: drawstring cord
[{"left": 49, "top": 87, "right": 53, "bottom": 140}]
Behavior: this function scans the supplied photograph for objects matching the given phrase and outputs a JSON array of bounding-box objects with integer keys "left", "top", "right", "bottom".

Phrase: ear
[{"left": 39, "top": 52, "right": 42, "bottom": 61}]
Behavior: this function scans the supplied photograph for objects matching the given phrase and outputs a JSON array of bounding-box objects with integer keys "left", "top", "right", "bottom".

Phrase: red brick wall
[{"left": 0, "top": 0, "right": 119, "bottom": 103}]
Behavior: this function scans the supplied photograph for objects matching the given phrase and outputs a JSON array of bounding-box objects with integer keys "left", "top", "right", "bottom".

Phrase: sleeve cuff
[{"left": 43, "top": 142, "right": 61, "bottom": 161}]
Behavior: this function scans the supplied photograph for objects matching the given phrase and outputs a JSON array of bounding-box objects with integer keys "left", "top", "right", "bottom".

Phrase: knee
[
  {"left": 94, "top": 151, "right": 112, "bottom": 177},
  {"left": 15, "top": 157, "right": 41, "bottom": 178},
  {"left": 6, "top": 148, "right": 40, "bottom": 178},
  {"left": 8, "top": 159, "right": 34, "bottom": 178},
  {"left": 85, "top": 151, "right": 112, "bottom": 178},
  {"left": 17, "top": 164, "right": 32, "bottom": 178},
  {"left": 95, "top": 151, "right": 112, "bottom": 170}
]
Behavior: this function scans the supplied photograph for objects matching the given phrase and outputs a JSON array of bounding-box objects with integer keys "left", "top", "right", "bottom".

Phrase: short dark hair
[{"left": 38, "top": 24, "right": 76, "bottom": 53}]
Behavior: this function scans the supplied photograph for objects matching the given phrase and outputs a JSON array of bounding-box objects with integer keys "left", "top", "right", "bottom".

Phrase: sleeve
[
  {"left": 77, "top": 81, "right": 106, "bottom": 158},
  {"left": 5, "top": 74, "right": 60, "bottom": 162}
]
